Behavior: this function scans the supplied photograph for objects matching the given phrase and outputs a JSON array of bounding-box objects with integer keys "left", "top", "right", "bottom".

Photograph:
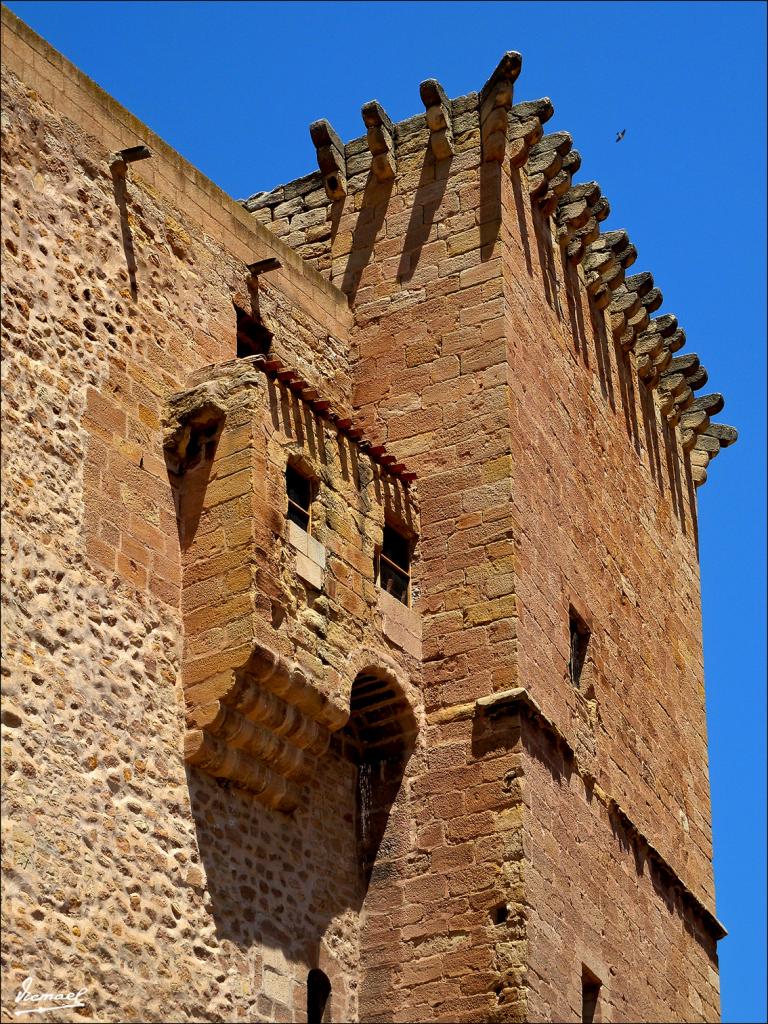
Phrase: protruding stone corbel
[
  {"left": 614, "top": 273, "right": 659, "bottom": 351},
  {"left": 309, "top": 119, "right": 347, "bottom": 201},
  {"left": 526, "top": 132, "right": 572, "bottom": 199},
  {"left": 582, "top": 248, "right": 617, "bottom": 308},
  {"left": 695, "top": 434, "right": 721, "bottom": 459},
  {"left": 656, "top": 373, "right": 693, "bottom": 423},
  {"left": 634, "top": 314, "right": 679, "bottom": 383},
  {"left": 479, "top": 51, "right": 522, "bottom": 162},
  {"left": 555, "top": 182, "right": 601, "bottom": 246},
  {"left": 420, "top": 79, "right": 454, "bottom": 160},
  {"left": 109, "top": 144, "right": 152, "bottom": 178},
  {"left": 704, "top": 422, "right": 737, "bottom": 446},
  {"left": 652, "top": 326, "right": 686, "bottom": 382},
  {"left": 683, "top": 393, "right": 727, "bottom": 474},
  {"left": 689, "top": 427, "right": 725, "bottom": 486},
  {"left": 680, "top": 410, "right": 709, "bottom": 431},
  {"left": 362, "top": 100, "right": 396, "bottom": 181},
  {"left": 508, "top": 98, "right": 553, "bottom": 167},
  {"left": 566, "top": 196, "right": 610, "bottom": 263},
  {"left": 540, "top": 147, "right": 581, "bottom": 215},
  {"left": 608, "top": 286, "right": 641, "bottom": 336},
  {"left": 597, "top": 230, "right": 638, "bottom": 272},
  {"left": 689, "top": 393, "right": 725, "bottom": 418},
  {"left": 583, "top": 230, "right": 638, "bottom": 307},
  {"left": 666, "top": 352, "right": 700, "bottom": 379},
  {"left": 685, "top": 364, "right": 709, "bottom": 392}
]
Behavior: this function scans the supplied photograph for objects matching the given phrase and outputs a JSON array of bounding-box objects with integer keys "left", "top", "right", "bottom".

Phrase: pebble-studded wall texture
[{"left": 2, "top": 7, "right": 734, "bottom": 1024}]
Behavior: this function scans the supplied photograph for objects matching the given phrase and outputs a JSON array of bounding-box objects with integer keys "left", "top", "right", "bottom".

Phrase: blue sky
[{"left": 6, "top": 1, "right": 766, "bottom": 1020}]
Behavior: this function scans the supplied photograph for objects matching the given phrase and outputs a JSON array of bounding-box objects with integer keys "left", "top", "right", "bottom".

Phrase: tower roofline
[{"left": 243, "top": 51, "right": 737, "bottom": 488}]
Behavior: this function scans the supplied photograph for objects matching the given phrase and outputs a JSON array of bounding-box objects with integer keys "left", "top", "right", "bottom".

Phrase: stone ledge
[
  {"left": 288, "top": 521, "right": 326, "bottom": 568},
  {"left": 295, "top": 551, "right": 323, "bottom": 590},
  {"left": 377, "top": 589, "right": 421, "bottom": 659},
  {"left": 475, "top": 687, "right": 727, "bottom": 941}
]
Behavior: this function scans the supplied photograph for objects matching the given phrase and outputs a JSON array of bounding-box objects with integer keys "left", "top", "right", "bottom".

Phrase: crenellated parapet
[{"left": 241, "top": 50, "right": 737, "bottom": 487}]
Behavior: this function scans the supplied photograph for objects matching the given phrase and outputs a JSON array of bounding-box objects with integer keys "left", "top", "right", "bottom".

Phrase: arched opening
[
  {"left": 339, "top": 669, "right": 417, "bottom": 886},
  {"left": 335, "top": 667, "right": 417, "bottom": 1022},
  {"left": 307, "top": 968, "right": 332, "bottom": 1024}
]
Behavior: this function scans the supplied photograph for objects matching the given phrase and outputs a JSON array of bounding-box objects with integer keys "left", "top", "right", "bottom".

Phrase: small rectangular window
[
  {"left": 377, "top": 524, "right": 411, "bottom": 606},
  {"left": 286, "top": 465, "right": 312, "bottom": 533},
  {"left": 569, "top": 607, "right": 590, "bottom": 688},
  {"left": 581, "top": 966, "right": 601, "bottom": 1024}
]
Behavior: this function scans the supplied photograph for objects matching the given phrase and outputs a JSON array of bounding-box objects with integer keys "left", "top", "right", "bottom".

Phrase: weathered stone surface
[
  {"left": 310, "top": 118, "right": 348, "bottom": 200},
  {"left": 420, "top": 78, "right": 455, "bottom": 160},
  {"left": 1, "top": 11, "right": 734, "bottom": 1024}
]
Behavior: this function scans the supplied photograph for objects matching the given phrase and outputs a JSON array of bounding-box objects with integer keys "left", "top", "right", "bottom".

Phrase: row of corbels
[
  {"left": 307, "top": 52, "right": 580, "bottom": 221},
  {"left": 304, "top": 51, "right": 736, "bottom": 485},
  {"left": 309, "top": 98, "right": 401, "bottom": 199},
  {"left": 184, "top": 645, "right": 350, "bottom": 808},
  {"left": 309, "top": 77, "right": 458, "bottom": 201},
  {"left": 306, "top": 53, "right": 584, "bottom": 233},
  {"left": 247, "top": 353, "right": 417, "bottom": 483},
  {"left": 477, "top": 53, "right": 739, "bottom": 483}
]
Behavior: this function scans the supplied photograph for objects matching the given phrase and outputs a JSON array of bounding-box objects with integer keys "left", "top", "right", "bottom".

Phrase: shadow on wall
[
  {"left": 396, "top": 147, "right": 452, "bottom": 284},
  {"left": 186, "top": 665, "right": 417, "bottom": 1022},
  {"left": 506, "top": 198, "right": 700, "bottom": 544},
  {"left": 163, "top": 408, "right": 226, "bottom": 552},
  {"left": 111, "top": 165, "right": 138, "bottom": 300},
  {"left": 606, "top": 803, "right": 719, "bottom": 966},
  {"left": 474, "top": 709, "right": 720, "bottom": 974},
  {"left": 341, "top": 172, "right": 394, "bottom": 303}
]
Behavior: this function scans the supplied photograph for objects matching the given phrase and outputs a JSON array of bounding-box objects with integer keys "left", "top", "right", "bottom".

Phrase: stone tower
[{"left": 1, "top": 7, "right": 735, "bottom": 1023}]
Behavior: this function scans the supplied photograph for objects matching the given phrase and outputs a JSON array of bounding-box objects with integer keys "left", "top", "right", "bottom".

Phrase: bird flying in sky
[{"left": 616, "top": 129, "right": 626, "bottom": 142}]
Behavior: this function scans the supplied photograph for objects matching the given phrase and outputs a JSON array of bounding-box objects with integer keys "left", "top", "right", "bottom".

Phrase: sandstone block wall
[
  {"left": 241, "top": 48, "right": 728, "bottom": 1021},
  {"left": 2, "top": 8, "right": 732, "bottom": 1023},
  {"left": 1, "top": 12, "right": 416, "bottom": 1021}
]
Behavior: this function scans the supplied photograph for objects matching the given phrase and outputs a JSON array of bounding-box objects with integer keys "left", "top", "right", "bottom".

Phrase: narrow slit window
[
  {"left": 377, "top": 524, "right": 411, "bottom": 606},
  {"left": 286, "top": 465, "right": 312, "bottom": 533},
  {"left": 581, "top": 966, "right": 601, "bottom": 1023},
  {"left": 569, "top": 607, "right": 590, "bottom": 688}
]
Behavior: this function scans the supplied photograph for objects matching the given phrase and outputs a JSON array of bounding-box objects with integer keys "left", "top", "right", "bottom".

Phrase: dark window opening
[
  {"left": 182, "top": 420, "right": 220, "bottom": 473},
  {"left": 286, "top": 464, "right": 312, "bottom": 533},
  {"left": 581, "top": 966, "right": 601, "bottom": 1024},
  {"left": 569, "top": 607, "right": 590, "bottom": 688},
  {"left": 307, "top": 969, "right": 331, "bottom": 1024},
  {"left": 490, "top": 902, "right": 509, "bottom": 925},
  {"left": 235, "top": 304, "right": 272, "bottom": 358},
  {"left": 377, "top": 524, "right": 412, "bottom": 606}
]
